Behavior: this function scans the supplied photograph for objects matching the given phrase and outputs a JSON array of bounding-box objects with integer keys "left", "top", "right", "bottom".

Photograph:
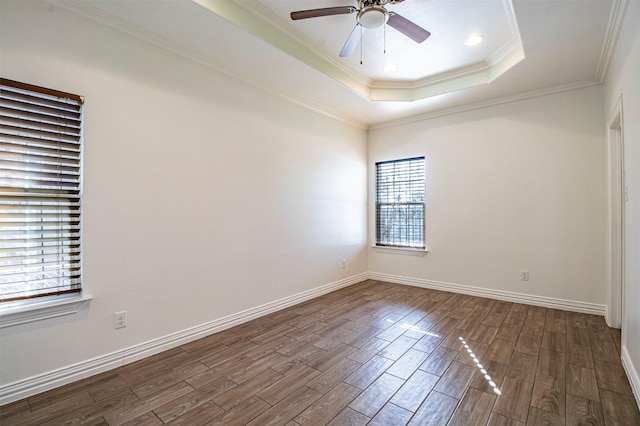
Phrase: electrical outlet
[
  {"left": 520, "top": 270, "right": 529, "bottom": 281},
  {"left": 115, "top": 311, "right": 127, "bottom": 329},
  {"left": 342, "top": 258, "right": 347, "bottom": 269}
]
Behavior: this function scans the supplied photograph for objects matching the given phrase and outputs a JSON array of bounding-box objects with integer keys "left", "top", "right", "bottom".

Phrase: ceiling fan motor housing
[{"left": 359, "top": 0, "right": 404, "bottom": 6}]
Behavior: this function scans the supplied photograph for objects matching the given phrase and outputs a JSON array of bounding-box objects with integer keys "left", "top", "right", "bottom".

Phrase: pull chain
[
  {"left": 360, "top": 25, "right": 363, "bottom": 65},
  {"left": 384, "top": 23, "right": 386, "bottom": 54}
]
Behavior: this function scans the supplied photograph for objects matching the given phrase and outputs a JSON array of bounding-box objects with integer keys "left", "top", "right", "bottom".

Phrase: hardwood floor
[{"left": 1, "top": 280, "right": 639, "bottom": 425}]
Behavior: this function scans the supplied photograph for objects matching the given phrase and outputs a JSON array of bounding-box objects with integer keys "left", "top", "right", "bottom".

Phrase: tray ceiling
[
  {"left": 52, "top": 0, "right": 620, "bottom": 126},
  {"left": 196, "top": 0, "right": 525, "bottom": 101}
]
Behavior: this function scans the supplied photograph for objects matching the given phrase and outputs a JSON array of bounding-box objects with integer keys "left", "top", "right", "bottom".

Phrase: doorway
[{"left": 606, "top": 95, "right": 624, "bottom": 328}]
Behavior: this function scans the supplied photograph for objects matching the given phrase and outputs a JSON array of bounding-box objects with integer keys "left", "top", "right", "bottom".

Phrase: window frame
[
  {"left": 374, "top": 156, "right": 426, "bottom": 250},
  {"left": 0, "top": 78, "right": 84, "bottom": 304}
]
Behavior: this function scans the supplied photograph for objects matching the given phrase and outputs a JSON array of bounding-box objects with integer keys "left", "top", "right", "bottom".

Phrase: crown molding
[
  {"left": 369, "top": 78, "right": 601, "bottom": 130},
  {"left": 486, "top": 38, "right": 525, "bottom": 82},
  {"left": 373, "top": 62, "right": 487, "bottom": 90},
  {"left": 369, "top": 38, "right": 525, "bottom": 102},
  {"left": 50, "top": 0, "right": 368, "bottom": 130},
  {"left": 596, "top": 0, "right": 629, "bottom": 83}
]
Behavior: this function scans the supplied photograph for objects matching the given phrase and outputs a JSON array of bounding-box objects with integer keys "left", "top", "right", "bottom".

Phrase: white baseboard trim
[
  {"left": 0, "top": 272, "right": 368, "bottom": 405},
  {"left": 621, "top": 345, "right": 640, "bottom": 409},
  {"left": 367, "top": 272, "right": 607, "bottom": 315}
]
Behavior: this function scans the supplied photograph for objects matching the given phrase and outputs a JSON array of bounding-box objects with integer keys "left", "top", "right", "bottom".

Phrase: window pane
[{"left": 376, "top": 157, "right": 425, "bottom": 248}]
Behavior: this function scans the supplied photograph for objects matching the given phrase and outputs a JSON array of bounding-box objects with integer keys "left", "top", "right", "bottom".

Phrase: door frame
[{"left": 606, "top": 95, "right": 624, "bottom": 328}]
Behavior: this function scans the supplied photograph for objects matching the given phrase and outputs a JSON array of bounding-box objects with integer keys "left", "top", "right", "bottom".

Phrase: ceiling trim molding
[
  {"left": 369, "top": 79, "right": 601, "bottom": 131},
  {"left": 489, "top": 0, "right": 524, "bottom": 82},
  {"left": 369, "top": 38, "right": 525, "bottom": 102},
  {"left": 486, "top": 39, "right": 525, "bottom": 82},
  {"left": 50, "top": 0, "right": 368, "bottom": 130},
  {"left": 212, "top": 0, "right": 525, "bottom": 102},
  {"left": 275, "top": 88, "right": 369, "bottom": 130},
  {"left": 595, "top": 0, "right": 629, "bottom": 83}
]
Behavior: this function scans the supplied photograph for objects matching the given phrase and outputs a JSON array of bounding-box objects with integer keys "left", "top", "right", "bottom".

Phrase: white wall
[
  {"left": 368, "top": 86, "right": 607, "bottom": 308},
  {"left": 0, "top": 1, "right": 367, "bottom": 387},
  {"left": 604, "top": 0, "right": 640, "bottom": 399}
]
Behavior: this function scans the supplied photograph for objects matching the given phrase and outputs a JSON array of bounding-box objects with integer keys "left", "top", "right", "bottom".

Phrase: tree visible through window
[
  {"left": 376, "top": 157, "right": 425, "bottom": 248},
  {"left": 0, "top": 79, "right": 83, "bottom": 302}
]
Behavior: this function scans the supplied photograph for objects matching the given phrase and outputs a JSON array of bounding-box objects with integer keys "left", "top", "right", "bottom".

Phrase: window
[
  {"left": 375, "top": 157, "right": 425, "bottom": 249},
  {"left": 0, "top": 78, "right": 83, "bottom": 303}
]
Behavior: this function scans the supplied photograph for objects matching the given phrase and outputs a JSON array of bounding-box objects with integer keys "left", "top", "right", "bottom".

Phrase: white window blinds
[
  {"left": 0, "top": 78, "right": 83, "bottom": 302},
  {"left": 376, "top": 157, "right": 425, "bottom": 248}
]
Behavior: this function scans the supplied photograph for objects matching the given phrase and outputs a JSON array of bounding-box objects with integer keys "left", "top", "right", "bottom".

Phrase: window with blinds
[
  {"left": 376, "top": 157, "right": 425, "bottom": 249},
  {"left": 0, "top": 78, "right": 83, "bottom": 303}
]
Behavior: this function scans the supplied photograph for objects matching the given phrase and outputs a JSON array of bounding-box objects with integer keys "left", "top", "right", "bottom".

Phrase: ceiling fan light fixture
[{"left": 357, "top": 7, "right": 389, "bottom": 29}]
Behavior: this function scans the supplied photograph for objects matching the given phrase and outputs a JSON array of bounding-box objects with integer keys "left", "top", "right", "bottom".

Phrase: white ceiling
[{"left": 60, "top": 0, "right": 619, "bottom": 128}]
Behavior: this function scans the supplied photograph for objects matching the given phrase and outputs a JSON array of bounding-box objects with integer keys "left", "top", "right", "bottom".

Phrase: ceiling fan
[{"left": 290, "top": 0, "right": 431, "bottom": 58}]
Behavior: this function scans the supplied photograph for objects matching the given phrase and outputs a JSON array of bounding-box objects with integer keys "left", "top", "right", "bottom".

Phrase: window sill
[
  {"left": 0, "top": 294, "right": 92, "bottom": 328},
  {"left": 372, "top": 246, "right": 429, "bottom": 256}
]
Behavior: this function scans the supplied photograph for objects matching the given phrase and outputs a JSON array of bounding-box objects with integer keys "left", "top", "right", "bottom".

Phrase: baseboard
[
  {"left": 621, "top": 345, "right": 640, "bottom": 409},
  {"left": 367, "top": 272, "right": 607, "bottom": 315},
  {"left": 0, "top": 272, "right": 368, "bottom": 405}
]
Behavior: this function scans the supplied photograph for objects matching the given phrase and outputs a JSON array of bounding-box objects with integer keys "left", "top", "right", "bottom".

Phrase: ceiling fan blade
[
  {"left": 340, "top": 24, "right": 363, "bottom": 57},
  {"left": 290, "top": 6, "right": 356, "bottom": 20},
  {"left": 387, "top": 13, "right": 431, "bottom": 43}
]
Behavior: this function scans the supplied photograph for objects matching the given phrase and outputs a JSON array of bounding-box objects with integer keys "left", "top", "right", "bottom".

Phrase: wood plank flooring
[{"left": 1, "top": 280, "right": 639, "bottom": 425}]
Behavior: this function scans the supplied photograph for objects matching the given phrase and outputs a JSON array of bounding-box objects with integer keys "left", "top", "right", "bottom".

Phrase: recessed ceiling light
[
  {"left": 384, "top": 63, "right": 398, "bottom": 72},
  {"left": 464, "top": 35, "right": 484, "bottom": 46}
]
